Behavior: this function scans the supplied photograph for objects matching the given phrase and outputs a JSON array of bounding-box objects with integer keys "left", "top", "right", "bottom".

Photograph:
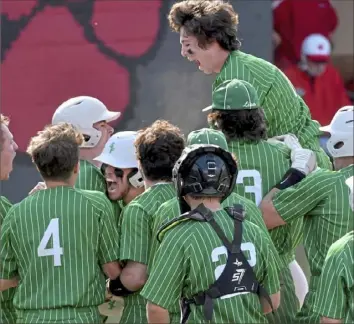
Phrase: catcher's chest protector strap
[{"left": 180, "top": 204, "right": 273, "bottom": 324}]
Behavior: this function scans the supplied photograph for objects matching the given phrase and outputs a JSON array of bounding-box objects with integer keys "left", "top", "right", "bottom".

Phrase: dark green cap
[
  {"left": 187, "top": 128, "right": 228, "bottom": 151},
  {"left": 203, "top": 79, "right": 259, "bottom": 112}
]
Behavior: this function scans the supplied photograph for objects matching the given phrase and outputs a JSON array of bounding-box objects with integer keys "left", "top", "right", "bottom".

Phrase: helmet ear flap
[{"left": 128, "top": 169, "right": 144, "bottom": 188}]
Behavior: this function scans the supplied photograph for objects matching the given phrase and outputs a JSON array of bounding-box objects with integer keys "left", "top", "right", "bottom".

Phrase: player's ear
[{"left": 73, "top": 162, "right": 80, "bottom": 175}]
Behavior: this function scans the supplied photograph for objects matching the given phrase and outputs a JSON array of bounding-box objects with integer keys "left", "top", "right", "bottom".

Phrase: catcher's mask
[{"left": 173, "top": 144, "right": 237, "bottom": 211}]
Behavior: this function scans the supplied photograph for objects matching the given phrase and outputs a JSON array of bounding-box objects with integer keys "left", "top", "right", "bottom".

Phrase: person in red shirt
[
  {"left": 273, "top": 0, "right": 338, "bottom": 70},
  {"left": 283, "top": 34, "right": 350, "bottom": 127}
]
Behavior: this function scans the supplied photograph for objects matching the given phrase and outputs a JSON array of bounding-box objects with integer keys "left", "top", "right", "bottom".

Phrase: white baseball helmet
[
  {"left": 320, "top": 106, "right": 354, "bottom": 158},
  {"left": 94, "top": 131, "right": 144, "bottom": 188},
  {"left": 52, "top": 96, "right": 121, "bottom": 148},
  {"left": 302, "top": 34, "right": 331, "bottom": 62},
  {"left": 345, "top": 176, "right": 354, "bottom": 211}
]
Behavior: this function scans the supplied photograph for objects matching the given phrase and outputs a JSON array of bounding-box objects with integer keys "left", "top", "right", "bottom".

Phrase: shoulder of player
[
  {"left": 74, "top": 188, "right": 112, "bottom": 209},
  {"left": 224, "top": 192, "right": 257, "bottom": 210},
  {"left": 128, "top": 185, "right": 173, "bottom": 212},
  {"left": 264, "top": 139, "right": 291, "bottom": 155},
  {"left": 328, "top": 232, "right": 354, "bottom": 260}
]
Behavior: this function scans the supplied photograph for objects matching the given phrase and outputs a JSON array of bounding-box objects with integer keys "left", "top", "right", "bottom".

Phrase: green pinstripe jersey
[
  {"left": 213, "top": 50, "right": 331, "bottom": 170},
  {"left": 150, "top": 192, "right": 270, "bottom": 269},
  {"left": 119, "top": 183, "right": 175, "bottom": 323},
  {"left": 273, "top": 165, "right": 354, "bottom": 277},
  {"left": 141, "top": 210, "right": 281, "bottom": 324},
  {"left": 314, "top": 231, "right": 354, "bottom": 323},
  {"left": 0, "top": 186, "right": 120, "bottom": 311},
  {"left": 76, "top": 159, "right": 121, "bottom": 225},
  {"left": 0, "top": 196, "right": 16, "bottom": 324},
  {"left": 229, "top": 140, "right": 303, "bottom": 264}
]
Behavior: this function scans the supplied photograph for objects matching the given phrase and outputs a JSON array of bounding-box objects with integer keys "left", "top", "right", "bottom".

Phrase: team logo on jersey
[
  {"left": 232, "top": 269, "right": 246, "bottom": 284},
  {"left": 295, "top": 88, "right": 305, "bottom": 97}
]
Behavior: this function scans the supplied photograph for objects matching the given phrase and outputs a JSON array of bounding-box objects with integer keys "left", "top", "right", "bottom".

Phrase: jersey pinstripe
[
  {"left": 0, "top": 187, "right": 120, "bottom": 311},
  {"left": 229, "top": 140, "right": 303, "bottom": 264},
  {"left": 314, "top": 231, "right": 354, "bottom": 323},
  {"left": 0, "top": 196, "right": 16, "bottom": 324},
  {"left": 76, "top": 159, "right": 121, "bottom": 225},
  {"left": 141, "top": 210, "right": 281, "bottom": 324},
  {"left": 272, "top": 165, "right": 354, "bottom": 323},
  {"left": 213, "top": 51, "right": 331, "bottom": 169},
  {"left": 119, "top": 183, "right": 176, "bottom": 324}
]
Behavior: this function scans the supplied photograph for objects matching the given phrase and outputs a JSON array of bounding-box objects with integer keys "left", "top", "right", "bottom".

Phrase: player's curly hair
[
  {"left": 27, "top": 123, "right": 84, "bottom": 181},
  {"left": 135, "top": 120, "right": 185, "bottom": 182},
  {"left": 208, "top": 109, "right": 268, "bottom": 143},
  {"left": 168, "top": 0, "right": 241, "bottom": 51},
  {"left": 0, "top": 114, "right": 10, "bottom": 151}
]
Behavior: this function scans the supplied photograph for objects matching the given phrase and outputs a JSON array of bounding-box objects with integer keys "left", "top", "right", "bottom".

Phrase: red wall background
[{"left": 1, "top": 0, "right": 166, "bottom": 152}]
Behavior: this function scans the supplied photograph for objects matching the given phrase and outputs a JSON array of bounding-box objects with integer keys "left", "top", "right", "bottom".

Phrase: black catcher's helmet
[{"left": 173, "top": 144, "right": 238, "bottom": 205}]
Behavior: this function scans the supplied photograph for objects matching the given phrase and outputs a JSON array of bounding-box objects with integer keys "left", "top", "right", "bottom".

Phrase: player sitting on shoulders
[
  {"left": 168, "top": 0, "right": 331, "bottom": 169},
  {"left": 141, "top": 144, "right": 281, "bottom": 324}
]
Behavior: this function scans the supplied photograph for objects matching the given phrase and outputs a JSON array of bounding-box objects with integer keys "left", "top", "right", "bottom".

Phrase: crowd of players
[{"left": 0, "top": 1, "right": 353, "bottom": 324}]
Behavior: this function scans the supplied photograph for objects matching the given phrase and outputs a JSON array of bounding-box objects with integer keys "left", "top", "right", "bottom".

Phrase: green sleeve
[
  {"left": 243, "top": 200, "right": 269, "bottom": 237},
  {"left": 0, "top": 214, "right": 17, "bottom": 279},
  {"left": 98, "top": 197, "right": 120, "bottom": 265},
  {"left": 0, "top": 196, "right": 12, "bottom": 226},
  {"left": 148, "top": 199, "right": 180, "bottom": 271},
  {"left": 314, "top": 250, "right": 346, "bottom": 319},
  {"left": 258, "top": 234, "right": 281, "bottom": 295},
  {"left": 120, "top": 204, "right": 151, "bottom": 264},
  {"left": 273, "top": 171, "right": 334, "bottom": 223},
  {"left": 140, "top": 229, "right": 189, "bottom": 310}
]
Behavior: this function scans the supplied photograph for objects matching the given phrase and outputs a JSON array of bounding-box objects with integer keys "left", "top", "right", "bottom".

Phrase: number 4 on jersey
[{"left": 37, "top": 218, "right": 63, "bottom": 267}]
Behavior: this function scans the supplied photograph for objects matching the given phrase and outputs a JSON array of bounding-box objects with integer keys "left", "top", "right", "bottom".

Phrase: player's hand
[
  {"left": 271, "top": 134, "right": 302, "bottom": 150},
  {"left": 291, "top": 148, "right": 317, "bottom": 175},
  {"left": 28, "top": 182, "right": 46, "bottom": 196}
]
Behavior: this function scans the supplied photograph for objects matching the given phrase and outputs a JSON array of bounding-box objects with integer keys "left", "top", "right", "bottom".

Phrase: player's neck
[
  {"left": 188, "top": 199, "right": 222, "bottom": 212},
  {"left": 44, "top": 179, "right": 74, "bottom": 189},
  {"left": 334, "top": 158, "right": 354, "bottom": 171},
  {"left": 79, "top": 149, "right": 101, "bottom": 168},
  {"left": 144, "top": 179, "right": 171, "bottom": 190},
  {"left": 123, "top": 187, "right": 145, "bottom": 204},
  {"left": 213, "top": 49, "right": 231, "bottom": 73}
]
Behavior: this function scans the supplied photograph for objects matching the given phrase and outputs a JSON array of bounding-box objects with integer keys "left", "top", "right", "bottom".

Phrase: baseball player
[
  {"left": 168, "top": 0, "right": 331, "bottom": 169},
  {"left": 260, "top": 106, "right": 354, "bottom": 324},
  {"left": 93, "top": 131, "right": 145, "bottom": 320},
  {"left": 141, "top": 144, "right": 281, "bottom": 323},
  {"left": 0, "top": 123, "right": 121, "bottom": 324},
  {"left": 52, "top": 96, "right": 120, "bottom": 191},
  {"left": 314, "top": 230, "right": 354, "bottom": 324},
  {"left": 149, "top": 128, "right": 271, "bottom": 323},
  {"left": 313, "top": 177, "right": 354, "bottom": 324},
  {"left": 0, "top": 114, "right": 18, "bottom": 324},
  {"left": 207, "top": 79, "right": 315, "bottom": 321},
  {"left": 108, "top": 120, "right": 185, "bottom": 323}
]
